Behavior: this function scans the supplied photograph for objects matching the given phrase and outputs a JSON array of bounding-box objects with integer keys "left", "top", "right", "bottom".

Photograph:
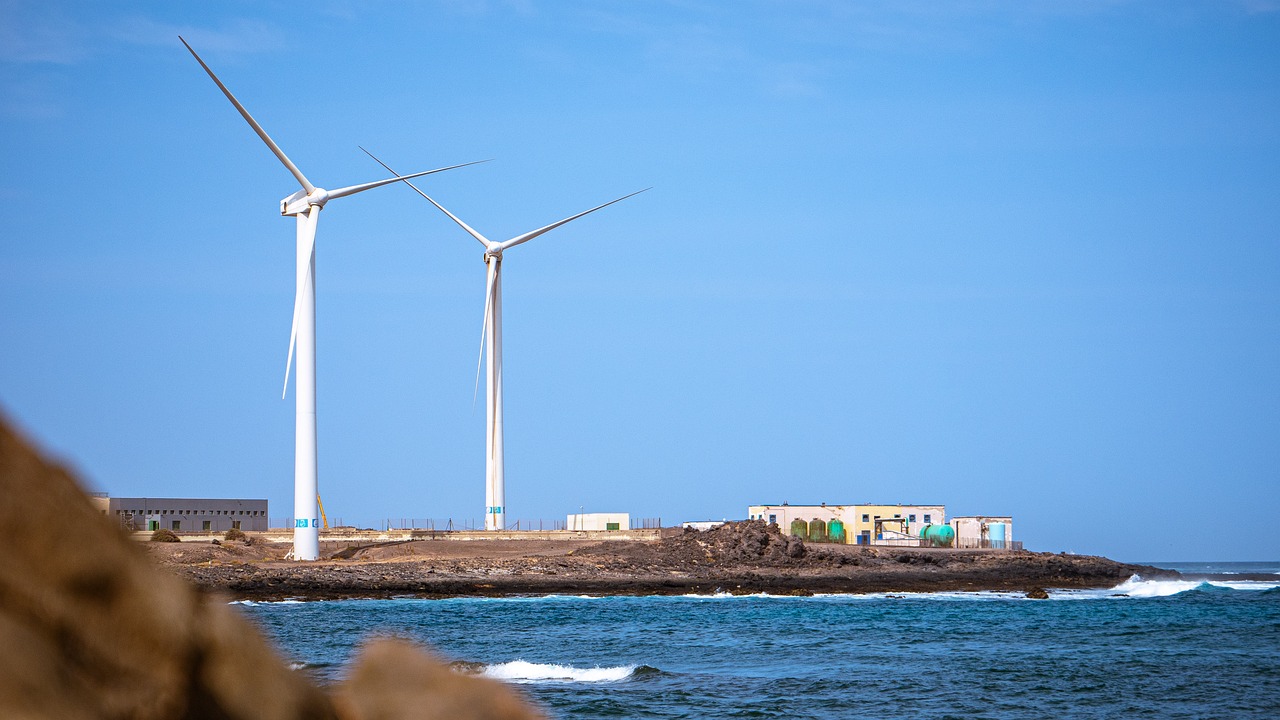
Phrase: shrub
[
  {"left": 150, "top": 528, "right": 180, "bottom": 543},
  {"left": 224, "top": 527, "right": 247, "bottom": 542}
]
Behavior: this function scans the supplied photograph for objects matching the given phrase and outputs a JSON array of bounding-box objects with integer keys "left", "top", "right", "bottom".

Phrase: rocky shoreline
[{"left": 150, "top": 521, "right": 1176, "bottom": 601}]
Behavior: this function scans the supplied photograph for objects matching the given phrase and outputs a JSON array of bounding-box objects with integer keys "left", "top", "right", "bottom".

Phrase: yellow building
[
  {"left": 846, "top": 504, "right": 945, "bottom": 545},
  {"left": 748, "top": 503, "right": 946, "bottom": 545}
]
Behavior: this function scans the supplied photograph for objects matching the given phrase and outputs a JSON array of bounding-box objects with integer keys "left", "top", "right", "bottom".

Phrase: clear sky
[{"left": 2, "top": 1, "right": 1277, "bottom": 562}]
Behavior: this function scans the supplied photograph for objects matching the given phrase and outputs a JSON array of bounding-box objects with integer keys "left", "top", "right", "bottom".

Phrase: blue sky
[{"left": 2, "top": 0, "right": 1277, "bottom": 562}]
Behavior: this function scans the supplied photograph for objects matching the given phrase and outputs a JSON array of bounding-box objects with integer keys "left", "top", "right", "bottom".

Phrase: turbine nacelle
[{"left": 281, "top": 187, "right": 331, "bottom": 216}]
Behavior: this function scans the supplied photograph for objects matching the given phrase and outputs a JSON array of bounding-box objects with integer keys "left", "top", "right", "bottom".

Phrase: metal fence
[
  {"left": 380, "top": 518, "right": 573, "bottom": 532},
  {"left": 845, "top": 536, "right": 1025, "bottom": 550},
  {"left": 954, "top": 538, "right": 1024, "bottom": 550},
  {"left": 269, "top": 517, "right": 664, "bottom": 532},
  {"left": 271, "top": 517, "right": 346, "bottom": 530}
]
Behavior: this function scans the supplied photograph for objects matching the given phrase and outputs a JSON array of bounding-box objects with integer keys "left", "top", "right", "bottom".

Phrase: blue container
[{"left": 989, "top": 522, "right": 1007, "bottom": 549}]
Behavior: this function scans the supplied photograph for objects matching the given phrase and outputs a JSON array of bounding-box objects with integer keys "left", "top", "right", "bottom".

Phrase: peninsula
[{"left": 149, "top": 521, "right": 1171, "bottom": 601}]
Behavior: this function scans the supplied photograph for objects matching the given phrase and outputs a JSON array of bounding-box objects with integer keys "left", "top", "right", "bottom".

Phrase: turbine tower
[
  {"left": 364, "top": 149, "right": 646, "bottom": 530},
  {"left": 181, "top": 38, "right": 479, "bottom": 559}
]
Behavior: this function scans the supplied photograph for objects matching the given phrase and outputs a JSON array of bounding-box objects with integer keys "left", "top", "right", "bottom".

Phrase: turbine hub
[
  {"left": 281, "top": 187, "right": 327, "bottom": 216},
  {"left": 306, "top": 188, "right": 330, "bottom": 207}
]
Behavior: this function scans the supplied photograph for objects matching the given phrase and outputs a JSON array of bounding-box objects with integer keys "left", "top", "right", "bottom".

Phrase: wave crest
[
  {"left": 1106, "top": 575, "right": 1280, "bottom": 598},
  {"left": 476, "top": 660, "right": 649, "bottom": 684}
]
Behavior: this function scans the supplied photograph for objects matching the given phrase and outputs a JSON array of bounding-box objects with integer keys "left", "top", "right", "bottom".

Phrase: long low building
[
  {"left": 748, "top": 503, "right": 946, "bottom": 545},
  {"left": 92, "top": 495, "right": 268, "bottom": 533},
  {"left": 566, "top": 512, "right": 630, "bottom": 531}
]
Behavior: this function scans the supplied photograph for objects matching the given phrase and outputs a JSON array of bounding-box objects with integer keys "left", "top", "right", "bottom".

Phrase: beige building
[{"left": 748, "top": 503, "right": 946, "bottom": 545}]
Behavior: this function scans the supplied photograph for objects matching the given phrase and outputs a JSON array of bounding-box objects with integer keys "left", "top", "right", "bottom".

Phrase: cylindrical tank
[
  {"left": 919, "top": 524, "right": 955, "bottom": 548},
  {"left": 789, "top": 519, "right": 808, "bottom": 538},
  {"left": 808, "top": 518, "right": 827, "bottom": 543},
  {"left": 828, "top": 518, "right": 845, "bottom": 543},
  {"left": 989, "top": 522, "right": 1007, "bottom": 549}
]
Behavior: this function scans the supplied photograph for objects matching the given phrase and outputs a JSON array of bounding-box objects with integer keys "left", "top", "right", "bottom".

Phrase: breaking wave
[
  {"left": 459, "top": 660, "right": 656, "bottom": 684},
  {"left": 1058, "top": 575, "right": 1280, "bottom": 599}
]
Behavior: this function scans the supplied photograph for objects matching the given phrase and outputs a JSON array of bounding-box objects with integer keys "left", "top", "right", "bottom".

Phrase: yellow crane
[{"left": 316, "top": 494, "right": 329, "bottom": 531}]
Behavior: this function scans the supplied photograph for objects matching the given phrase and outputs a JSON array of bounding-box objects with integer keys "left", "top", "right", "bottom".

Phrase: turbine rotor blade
[
  {"left": 179, "top": 36, "right": 316, "bottom": 194},
  {"left": 498, "top": 188, "right": 650, "bottom": 251},
  {"left": 360, "top": 147, "right": 493, "bottom": 248},
  {"left": 325, "top": 160, "right": 489, "bottom": 202},
  {"left": 283, "top": 207, "right": 320, "bottom": 398},
  {"left": 474, "top": 258, "right": 498, "bottom": 408}
]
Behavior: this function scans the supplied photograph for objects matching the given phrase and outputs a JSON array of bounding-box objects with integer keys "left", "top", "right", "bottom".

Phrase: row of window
[
  {"left": 859, "top": 513, "right": 933, "bottom": 524},
  {"left": 753, "top": 512, "right": 936, "bottom": 525},
  {"left": 158, "top": 520, "right": 243, "bottom": 531},
  {"left": 117, "top": 509, "right": 262, "bottom": 516}
]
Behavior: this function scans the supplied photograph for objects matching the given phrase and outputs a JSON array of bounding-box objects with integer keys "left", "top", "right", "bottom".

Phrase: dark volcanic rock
[{"left": 576, "top": 520, "right": 809, "bottom": 568}]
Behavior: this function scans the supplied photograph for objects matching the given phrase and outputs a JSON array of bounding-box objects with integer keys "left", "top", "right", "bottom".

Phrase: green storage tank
[
  {"left": 919, "top": 524, "right": 955, "bottom": 547},
  {"left": 789, "top": 519, "right": 808, "bottom": 538},
  {"left": 828, "top": 518, "right": 846, "bottom": 543},
  {"left": 808, "top": 518, "right": 827, "bottom": 543}
]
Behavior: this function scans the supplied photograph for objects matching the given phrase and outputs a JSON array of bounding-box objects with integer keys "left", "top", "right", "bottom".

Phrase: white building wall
[
  {"left": 566, "top": 513, "right": 630, "bottom": 531},
  {"left": 951, "top": 516, "right": 1014, "bottom": 549}
]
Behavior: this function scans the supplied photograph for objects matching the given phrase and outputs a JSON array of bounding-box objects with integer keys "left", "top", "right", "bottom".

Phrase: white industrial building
[
  {"left": 951, "top": 516, "right": 1016, "bottom": 549},
  {"left": 566, "top": 512, "right": 630, "bottom": 531}
]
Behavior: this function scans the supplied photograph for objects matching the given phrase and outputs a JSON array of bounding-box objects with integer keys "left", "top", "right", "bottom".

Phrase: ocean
[{"left": 237, "top": 562, "right": 1280, "bottom": 719}]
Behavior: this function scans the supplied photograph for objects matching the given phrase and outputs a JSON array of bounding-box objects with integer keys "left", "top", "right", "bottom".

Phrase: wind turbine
[
  {"left": 181, "top": 38, "right": 481, "bottom": 560},
  {"left": 363, "top": 149, "right": 646, "bottom": 531}
]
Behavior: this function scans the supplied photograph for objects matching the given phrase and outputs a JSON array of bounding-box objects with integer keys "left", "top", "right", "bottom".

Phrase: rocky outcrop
[
  {"left": 575, "top": 519, "right": 807, "bottom": 568},
  {"left": 0, "top": 410, "right": 541, "bottom": 720}
]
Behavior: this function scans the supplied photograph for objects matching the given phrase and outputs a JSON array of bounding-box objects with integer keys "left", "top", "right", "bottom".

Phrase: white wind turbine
[
  {"left": 364, "top": 149, "right": 646, "bottom": 530},
  {"left": 181, "top": 38, "right": 481, "bottom": 560}
]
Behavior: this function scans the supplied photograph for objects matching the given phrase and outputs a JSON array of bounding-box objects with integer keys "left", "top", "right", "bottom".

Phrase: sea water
[{"left": 237, "top": 564, "right": 1280, "bottom": 719}]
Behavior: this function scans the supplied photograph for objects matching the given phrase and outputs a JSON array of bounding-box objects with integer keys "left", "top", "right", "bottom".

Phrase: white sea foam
[
  {"left": 1111, "top": 576, "right": 1205, "bottom": 597},
  {"left": 481, "top": 660, "right": 639, "bottom": 684},
  {"left": 228, "top": 599, "right": 306, "bottom": 606},
  {"left": 1058, "top": 575, "right": 1280, "bottom": 600},
  {"left": 1204, "top": 579, "right": 1280, "bottom": 591}
]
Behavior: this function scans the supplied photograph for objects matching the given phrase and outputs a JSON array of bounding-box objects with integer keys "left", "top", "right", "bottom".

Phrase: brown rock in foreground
[{"left": 0, "top": 410, "right": 542, "bottom": 720}]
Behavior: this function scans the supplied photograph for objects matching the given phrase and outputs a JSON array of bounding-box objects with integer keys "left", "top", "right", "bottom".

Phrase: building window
[
  {"left": 909, "top": 514, "right": 917, "bottom": 523},
  {"left": 861, "top": 514, "right": 869, "bottom": 522},
  {"left": 202, "top": 520, "right": 211, "bottom": 531},
  {"left": 768, "top": 514, "right": 777, "bottom": 525},
  {"left": 924, "top": 514, "right": 932, "bottom": 523},
  {"left": 232, "top": 520, "right": 241, "bottom": 530},
  {"left": 171, "top": 521, "right": 181, "bottom": 531}
]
